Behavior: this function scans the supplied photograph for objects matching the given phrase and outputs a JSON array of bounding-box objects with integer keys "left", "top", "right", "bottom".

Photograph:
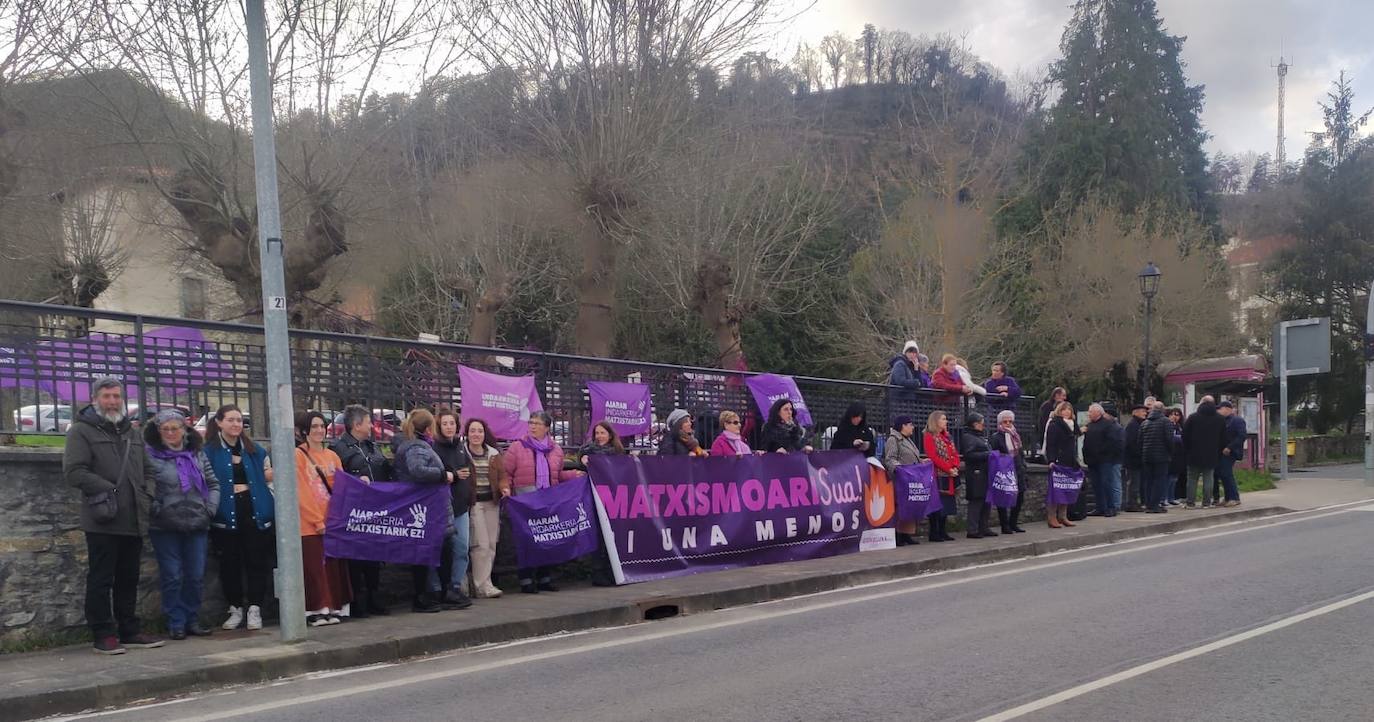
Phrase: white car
[{"left": 13, "top": 404, "right": 73, "bottom": 433}]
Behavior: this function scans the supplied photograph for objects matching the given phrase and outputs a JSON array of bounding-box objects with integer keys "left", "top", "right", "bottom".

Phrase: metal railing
[{"left": 0, "top": 299, "right": 1037, "bottom": 450}]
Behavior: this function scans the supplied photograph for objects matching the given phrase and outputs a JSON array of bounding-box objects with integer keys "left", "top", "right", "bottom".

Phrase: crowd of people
[{"left": 64, "top": 338, "right": 1250, "bottom": 655}]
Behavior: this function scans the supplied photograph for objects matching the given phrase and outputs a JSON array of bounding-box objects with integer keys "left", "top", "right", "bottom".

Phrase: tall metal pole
[
  {"left": 1142, "top": 296, "right": 1153, "bottom": 403},
  {"left": 245, "top": 0, "right": 305, "bottom": 642},
  {"left": 1364, "top": 281, "right": 1373, "bottom": 486},
  {"left": 1279, "top": 324, "right": 1289, "bottom": 481}
]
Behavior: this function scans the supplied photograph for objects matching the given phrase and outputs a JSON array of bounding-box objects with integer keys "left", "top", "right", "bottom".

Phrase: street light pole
[
  {"left": 245, "top": 0, "right": 306, "bottom": 642},
  {"left": 1365, "top": 280, "right": 1373, "bottom": 486},
  {"left": 1138, "top": 262, "right": 1161, "bottom": 403}
]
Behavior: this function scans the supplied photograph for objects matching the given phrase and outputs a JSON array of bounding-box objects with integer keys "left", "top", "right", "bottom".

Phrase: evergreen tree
[
  {"left": 1008, "top": 0, "right": 1214, "bottom": 233},
  {"left": 1246, "top": 153, "right": 1272, "bottom": 192}
]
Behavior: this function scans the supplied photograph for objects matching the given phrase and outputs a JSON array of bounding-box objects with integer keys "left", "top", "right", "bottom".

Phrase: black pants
[
  {"left": 349, "top": 560, "right": 381, "bottom": 594},
  {"left": 997, "top": 485, "right": 1026, "bottom": 530},
  {"left": 518, "top": 566, "right": 554, "bottom": 585},
  {"left": 210, "top": 492, "right": 275, "bottom": 608},
  {"left": 1124, "top": 465, "right": 1145, "bottom": 510},
  {"left": 85, "top": 532, "right": 143, "bottom": 639}
]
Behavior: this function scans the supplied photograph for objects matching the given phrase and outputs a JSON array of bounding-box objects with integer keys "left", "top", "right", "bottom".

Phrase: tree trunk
[
  {"left": 693, "top": 254, "right": 743, "bottom": 369},
  {"left": 572, "top": 221, "right": 618, "bottom": 357},
  {"left": 467, "top": 277, "right": 511, "bottom": 348}
]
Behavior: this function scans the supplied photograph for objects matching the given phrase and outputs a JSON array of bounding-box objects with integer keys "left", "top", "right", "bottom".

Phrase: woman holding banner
[
  {"left": 710, "top": 411, "right": 754, "bottom": 456},
  {"left": 959, "top": 412, "right": 996, "bottom": 539},
  {"left": 293, "top": 411, "right": 352, "bottom": 626},
  {"left": 922, "top": 411, "right": 960, "bottom": 542},
  {"left": 577, "top": 421, "right": 622, "bottom": 587},
  {"left": 206, "top": 405, "right": 274, "bottom": 632},
  {"left": 991, "top": 410, "right": 1028, "bottom": 534},
  {"left": 882, "top": 415, "right": 922, "bottom": 546},
  {"left": 464, "top": 419, "right": 508, "bottom": 599},
  {"left": 761, "top": 399, "right": 813, "bottom": 453},
  {"left": 392, "top": 409, "right": 448, "bottom": 613},
  {"left": 330, "top": 405, "right": 392, "bottom": 618},
  {"left": 431, "top": 409, "right": 474, "bottom": 610},
  {"left": 1044, "top": 401, "right": 1081, "bottom": 528},
  {"left": 503, "top": 411, "right": 569, "bottom": 593}
]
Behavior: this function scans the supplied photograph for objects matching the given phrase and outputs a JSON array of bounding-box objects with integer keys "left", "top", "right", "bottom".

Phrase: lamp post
[{"left": 1139, "top": 262, "right": 1161, "bottom": 403}]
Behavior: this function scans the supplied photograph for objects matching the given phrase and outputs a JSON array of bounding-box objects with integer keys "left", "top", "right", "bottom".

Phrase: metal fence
[{"left": 0, "top": 299, "right": 1037, "bottom": 450}]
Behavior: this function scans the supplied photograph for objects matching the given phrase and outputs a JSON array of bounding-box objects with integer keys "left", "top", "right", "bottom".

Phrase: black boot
[
  {"left": 928, "top": 515, "right": 941, "bottom": 542},
  {"left": 351, "top": 590, "right": 371, "bottom": 619},
  {"left": 998, "top": 507, "right": 1013, "bottom": 535},
  {"left": 966, "top": 504, "right": 984, "bottom": 539},
  {"left": 980, "top": 503, "right": 998, "bottom": 536}
]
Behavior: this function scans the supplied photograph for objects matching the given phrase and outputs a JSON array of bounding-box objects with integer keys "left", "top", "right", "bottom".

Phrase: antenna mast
[{"left": 1273, "top": 52, "right": 1292, "bottom": 170}]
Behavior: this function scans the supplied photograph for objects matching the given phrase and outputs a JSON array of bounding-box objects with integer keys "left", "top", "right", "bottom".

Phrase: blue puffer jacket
[{"left": 206, "top": 439, "right": 275, "bottom": 531}]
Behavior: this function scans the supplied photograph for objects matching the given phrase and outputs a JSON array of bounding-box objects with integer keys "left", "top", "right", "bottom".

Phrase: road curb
[{"left": 10, "top": 505, "right": 1288, "bottom": 720}]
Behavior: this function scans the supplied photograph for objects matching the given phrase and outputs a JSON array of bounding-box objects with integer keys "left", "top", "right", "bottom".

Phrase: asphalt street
[{"left": 50, "top": 500, "right": 1374, "bottom": 722}]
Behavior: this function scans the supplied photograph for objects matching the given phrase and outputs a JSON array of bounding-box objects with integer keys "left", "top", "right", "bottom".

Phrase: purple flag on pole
[
  {"left": 1047, "top": 463, "right": 1085, "bottom": 505},
  {"left": 894, "top": 461, "right": 944, "bottom": 520},
  {"left": 587, "top": 381, "right": 653, "bottom": 437},
  {"left": 457, "top": 365, "right": 544, "bottom": 441},
  {"left": 504, "top": 476, "right": 603, "bottom": 568},
  {"left": 588, "top": 450, "right": 892, "bottom": 584},
  {"left": 323, "top": 471, "right": 451, "bottom": 566},
  {"left": 744, "top": 373, "right": 813, "bottom": 427},
  {"left": 986, "top": 452, "right": 1020, "bottom": 509}
]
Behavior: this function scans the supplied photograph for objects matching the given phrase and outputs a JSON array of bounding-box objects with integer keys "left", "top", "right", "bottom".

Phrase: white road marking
[
  {"left": 56, "top": 499, "right": 1374, "bottom": 721},
  {"left": 976, "top": 588, "right": 1374, "bottom": 721}
]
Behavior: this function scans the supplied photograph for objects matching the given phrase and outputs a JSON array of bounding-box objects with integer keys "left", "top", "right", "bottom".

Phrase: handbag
[{"left": 87, "top": 435, "right": 132, "bottom": 524}]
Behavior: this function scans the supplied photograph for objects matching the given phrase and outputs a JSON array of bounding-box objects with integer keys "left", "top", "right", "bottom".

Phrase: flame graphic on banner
[{"left": 864, "top": 465, "right": 895, "bottom": 526}]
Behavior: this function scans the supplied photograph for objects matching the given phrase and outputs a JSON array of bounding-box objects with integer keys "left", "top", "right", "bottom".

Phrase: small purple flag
[
  {"left": 895, "top": 461, "right": 944, "bottom": 520},
  {"left": 323, "top": 471, "right": 451, "bottom": 566},
  {"left": 1047, "top": 463, "right": 1085, "bottom": 506},
  {"left": 744, "top": 373, "right": 813, "bottom": 427},
  {"left": 986, "top": 451, "right": 1020, "bottom": 509},
  {"left": 457, "top": 365, "right": 544, "bottom": 441},
  {"left": 504, "top": 476, "right": 602, "bottom": 568},
  {"left": 587, "top": 381, "right": 653, "bottom": 437}
]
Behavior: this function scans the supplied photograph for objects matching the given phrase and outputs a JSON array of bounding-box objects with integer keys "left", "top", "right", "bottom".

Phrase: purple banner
[
  {"left": 457, "top": 365, "right": 544, "bottom": 441},
  {"left": 744, "top": 373, "right": 813, "bottom": 427},
  {"left": 587, "top": 381, "right": 653, "bottom": 437},
  {"left": 987, "top": 452, "right": 1020, "bottom": 509},
  {"left": 504, "top": 477, "right": 602, "bottom": 568},
  {"left": 894, "top": 461, "right": 944, "bottom": 520},
  {"left": 323, "top": 471, "right": 451, "bottom": 566},
  {"left": 1047, "top": 463, "right": 1085, "bottom": 506},
  {"left": 0, "top": 326, "right": 226, "bottom": 401},
  {"left": 587, "top": 450, "right": 894, "bottom": 584}
]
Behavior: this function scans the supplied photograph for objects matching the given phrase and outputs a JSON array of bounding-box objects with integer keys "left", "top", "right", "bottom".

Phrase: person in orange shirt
[{"left": 294, "top": 411, "right": 352, "bottom": 626}]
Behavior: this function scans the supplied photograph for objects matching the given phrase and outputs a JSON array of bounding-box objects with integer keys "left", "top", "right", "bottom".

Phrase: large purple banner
[
  {"left": 504, "top": 477, "right": 603, "bottom": 568},
  {"left": 894, "top": 461, "right": 944, "bottom": 520},
  {"left": 323, "top": 471, "right": 450, "bottom": 566},
  {"left": 587, "top": 450, "right": 895, "bottom": 584},
  {"left": 457, "top": 365, "right": 544, "bottom": 441},
  {"left": 743, "top": 373, "right": 813, "bottom": 428},
  {"left": 987, "top": 452, "right": 1020, "bottom": 509},
  {"left": 1047, "top": 464, "right": 1085, "bottom": 506},
  {"left": 0, "top": 326, "right": 226, "bottom": 401},
  {"left": 587, "top": 381, "right": 653, "bottom": 437}
]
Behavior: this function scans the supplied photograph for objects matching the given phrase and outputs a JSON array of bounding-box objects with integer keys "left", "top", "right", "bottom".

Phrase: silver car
[{"left": 13, "top": 404, "right": 73, "bottom": 432}]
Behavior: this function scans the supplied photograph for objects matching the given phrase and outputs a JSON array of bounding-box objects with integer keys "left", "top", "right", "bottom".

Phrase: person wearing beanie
[
  {"left": 958, "top": 412, "right": 996, "bottom": 538},
  {"left": 658, "top": 408, "right": 706, "bottom": 456},
  {"left": 887, "top": 341, "right": 925, "bottom": 413},
  {"left": 830, "top": 402, "right": 876, "bottom": 458},
  {"left": 881, "top": 414, "right": 922, "bottom": 546}
]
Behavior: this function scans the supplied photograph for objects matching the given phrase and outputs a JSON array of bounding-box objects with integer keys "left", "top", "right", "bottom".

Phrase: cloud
[{"left": 778, "top": 0, "right": 1374, "bottom": 158}]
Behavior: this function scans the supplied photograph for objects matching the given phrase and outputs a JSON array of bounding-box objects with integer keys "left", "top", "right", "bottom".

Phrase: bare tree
[
  {"left": 466, "top": 0, "right": 782, "bottom": 357},
  {"left": 820, "top": 31, "right": 847, "bottom": 90},
  {"left": 790, "top": 42, "right": 823, "bottom": 93},
  {"left": 46, "top": 187, "right": 131, "bottom": 310}
]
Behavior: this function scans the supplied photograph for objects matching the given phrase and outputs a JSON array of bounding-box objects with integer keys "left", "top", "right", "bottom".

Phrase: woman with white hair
[{"left": 990, "top": 410, "right": 1028, "bottom": 534}]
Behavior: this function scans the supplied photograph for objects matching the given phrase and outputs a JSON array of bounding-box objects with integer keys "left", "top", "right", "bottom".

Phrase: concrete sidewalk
[{"left": 1, "top": 483, "right": 1364, "bottom": 721}]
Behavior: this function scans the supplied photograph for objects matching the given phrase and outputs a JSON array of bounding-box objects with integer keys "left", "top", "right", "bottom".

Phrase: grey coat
[
  {"left": 64, "top": 405, "right": 151, "bottom": 536},
  {"left": 146, "top": 449, "right": 221, "bottom": 533},
  {"left": 392, "top": 437, "right": 447, "bottom": 484},
  {"left": 882, "top": 430, "right": 922, "bottom": 476}
]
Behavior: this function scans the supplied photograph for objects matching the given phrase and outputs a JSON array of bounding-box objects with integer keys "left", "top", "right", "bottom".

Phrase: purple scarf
[
  {"left": 520, "top": 434, "right": 555, "bottom": 489},
  {"left": 723, "top": 430, "right": 751, "bottom": 455},
  {"left": 147, "top": 445, "right": 209, "bottom": 498}
]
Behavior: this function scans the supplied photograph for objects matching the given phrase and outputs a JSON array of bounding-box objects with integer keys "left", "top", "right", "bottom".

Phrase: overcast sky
[{"left": 774, "top": 0, "right": 1373, "bottom": 160}]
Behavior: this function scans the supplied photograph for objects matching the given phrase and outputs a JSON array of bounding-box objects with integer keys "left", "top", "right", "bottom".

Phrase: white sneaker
[
  {"left": 246, "top": 605, "right": 263, "bottom": 631},
  {"left": 222, "top": 605, "right": 243, "bottom": 630},
  {"left": 479, "top": 583, "right": 503, "bottom": 598}
]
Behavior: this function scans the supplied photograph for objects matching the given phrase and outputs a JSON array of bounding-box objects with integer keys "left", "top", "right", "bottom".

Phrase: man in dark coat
[
  {"left": 64, "top": 377, "right": 165, "bottom": 654},
  {"left": 1138, "top": 402, "right": 1173, "bottom": 512},
  {"left": 1214, "top": 401, "right": 1247, "bottom": 506},
  {"left": 1181, "top": 396, "right": 1228, "bottom": 508},
  {"left": 1082, "top": 403, "right": 1124, "bottom": 516},
  {"left": 1121, "top": 404, "right": 1148, "bottom": 512},
  {"left": 887, "top": 341, "right": 924, "bottom": 415}
]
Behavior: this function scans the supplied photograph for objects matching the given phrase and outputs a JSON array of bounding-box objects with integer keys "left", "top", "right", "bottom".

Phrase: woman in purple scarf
[
  {"left": 144, "top": 409, "right": 220, "bottom": 640},
  {"left": 503, "top": 411, "right": 570, "bottom": 593}
]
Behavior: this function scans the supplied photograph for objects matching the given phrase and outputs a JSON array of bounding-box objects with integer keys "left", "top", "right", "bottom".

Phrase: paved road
[{"left": 51, "top": 502, "right": 1374, "bottom": 722}]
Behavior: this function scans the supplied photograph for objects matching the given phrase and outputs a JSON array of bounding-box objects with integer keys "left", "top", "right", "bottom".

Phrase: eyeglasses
[{"left": 725, "top": 420, "right": 741, "bottom": 426}]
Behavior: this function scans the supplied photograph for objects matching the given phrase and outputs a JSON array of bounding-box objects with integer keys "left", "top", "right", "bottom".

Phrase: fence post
[{"left": 134, "top": 315, "right": 148, "bottom": 420}]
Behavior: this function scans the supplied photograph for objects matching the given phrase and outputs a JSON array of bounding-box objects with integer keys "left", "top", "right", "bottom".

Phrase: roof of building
[{"left": 1158, "top": 354, "right": 1268, "bottom": 383}]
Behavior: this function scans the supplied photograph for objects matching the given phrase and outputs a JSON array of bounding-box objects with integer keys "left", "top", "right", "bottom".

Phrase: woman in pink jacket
[{"left": 503, "top": 411, "right": 572, "bottom": 593}]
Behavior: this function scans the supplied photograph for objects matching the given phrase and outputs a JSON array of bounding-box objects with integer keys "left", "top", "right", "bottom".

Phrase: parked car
[
  {"left": 13, "top": 404, "right": 73, "bottom": 433},
  {"left": 326, "top": 409, "right": 397, "bottom": 442},
  {"left": 125, "top": 404, "right": 194, "bottom": 428}
]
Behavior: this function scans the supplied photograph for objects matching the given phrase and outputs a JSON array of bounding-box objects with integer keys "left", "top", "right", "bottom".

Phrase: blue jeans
[
  {"left": 1142, "top": 461, "right": 1170, "bottom": 509},
  {"left": 149, "top": 529, "right": 208, "bottom": 632},
  {"left": 1090, "top": 463, "right": 1122, "bottom": 512},
  {"left": 1215, "top": 455, "right": 1240, "bottom": 502},
  {"left": 428, "top": 511, "right": 471, "bottom": 592}
]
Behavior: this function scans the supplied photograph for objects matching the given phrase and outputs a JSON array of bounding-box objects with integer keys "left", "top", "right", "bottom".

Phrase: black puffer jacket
[
  {"left": 1139, "top": 409, "right": 1173, "bottom": 464},
  {"left": 958, "top": 423, "right": 991, "bottom": 502},
  {"left": 331, "top": 433, "right": 392, "bottom": 481},
  {"left": 433, "top": 435, "right": 475, "bottom": 512},
  {"left": 760, "top": 398, "right": 809, "bottom": 453}
]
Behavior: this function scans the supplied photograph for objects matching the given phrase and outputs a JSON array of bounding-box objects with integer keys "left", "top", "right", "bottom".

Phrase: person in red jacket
[
  {"left": 930, "top": 354, "right": 970, "bottom": 396},
  {"left": 922, "top": 410, "right": 960, "bottom": 542}
]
